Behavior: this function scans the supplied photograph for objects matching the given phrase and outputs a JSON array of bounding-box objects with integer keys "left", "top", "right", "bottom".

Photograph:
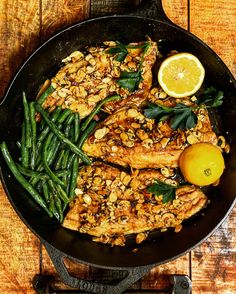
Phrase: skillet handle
[
  {"left": 44, "top": 242, "right": 153, "bottom": 294},
  {"left": 130, "top": 0, "right": 174, "bottom": 24}
]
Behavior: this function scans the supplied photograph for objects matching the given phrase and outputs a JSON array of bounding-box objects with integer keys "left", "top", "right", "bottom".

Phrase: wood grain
[
  {"left": 0, "top": 183, "right": 40, "bottom": 294},
  {"left": 190, "top": 0, "right": 236, "bottom": 77},
  {"left": 90, "top": 0, "right": 140, "bottom": 17},
  {"left": 162, "top": 0, "right": 188, "bottom": 29},
  {"left": 0, "top": 0, "right": 40, "bottom": 98},
  {"left": 0, "top": 0, "right": 235, "bottom": 293},
  {"left": 0, "top": 1, "right": 40, "bottom": 292},
  {"left": 141, "top": 255, "right": 189, "bottom": 289},
  {"left": 190, "top": 1, "right": 236, "bottom": 293},
  {"left": 191, "top": 208, "right": 236, "bottom": 293},
  {"left": 41, "top": 0, "right": 90, "bottom": 41}
]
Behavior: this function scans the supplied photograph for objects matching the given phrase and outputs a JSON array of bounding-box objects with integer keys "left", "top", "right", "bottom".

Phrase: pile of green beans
[{"left": 0, "top": 86, "right": 120, "bottom": 222}]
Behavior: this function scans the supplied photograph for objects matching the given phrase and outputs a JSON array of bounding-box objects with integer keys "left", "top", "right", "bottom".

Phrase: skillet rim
[{"left": 0, "top": 14, "right": 236, "bottom": 269}]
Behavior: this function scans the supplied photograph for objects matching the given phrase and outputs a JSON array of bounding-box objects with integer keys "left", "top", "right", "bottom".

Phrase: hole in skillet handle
[
  {"left": 129, "top": 0, "right": 174, "bottom": 24},
  {"left": 44, "top": 242, "right": 154, "bottom": 294}
]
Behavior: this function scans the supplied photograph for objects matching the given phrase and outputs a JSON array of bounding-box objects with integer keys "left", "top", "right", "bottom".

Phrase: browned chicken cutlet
[
  {"left": 42, "top": 40, "right": 157, "bottom": 118},
  {"left": 62, "top": 162, "right": 207, "bottom": 246},
  {"left": 82, "top": 98, "right": 218, "bottom": 169}
]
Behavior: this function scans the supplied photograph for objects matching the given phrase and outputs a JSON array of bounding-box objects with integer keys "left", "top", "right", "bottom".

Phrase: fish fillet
[
  {"left": 63, "top": 162, "right": 207, "bottom": 246},
  {"left": 43, "top": 40, "right": 157, "bottom": 118},
  {"left": 83, "top": 101, "right": 218, "bottom": 169}
]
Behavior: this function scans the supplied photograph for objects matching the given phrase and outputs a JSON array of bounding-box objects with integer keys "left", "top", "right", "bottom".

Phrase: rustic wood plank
[
  {"left": 190, "top": 0, "right": 236, "bottom": 77},
  {"left": 0, "top": 1, "right": 40, "bottom": 292},
  {"left": 162, "top": 0, "right": 188, "bottom": 29},
  {"left": 191, "top": 208, "right": 236, "bottom": 294},
  {"left": 0, "top": 183, "right": 40, "bottom": 294},
  {"left": 90, "top": 0, "right": 139, "bottom": 17},
  {"left": 141, "top": 255, "right": 189, "bottom": 289},
  {"left": 190, "top": 1, "right": 236, "bottom": 293},
  {"left": 0, "top": 0, "right": 40, "bottom": 98},
  {"left": 41, "top": 0, "right": 90, "bottom": 41}
]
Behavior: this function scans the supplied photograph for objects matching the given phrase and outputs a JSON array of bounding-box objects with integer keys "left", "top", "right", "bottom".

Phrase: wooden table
[{"left": 0, "top": 0, "right": 235, "bottom": 293}]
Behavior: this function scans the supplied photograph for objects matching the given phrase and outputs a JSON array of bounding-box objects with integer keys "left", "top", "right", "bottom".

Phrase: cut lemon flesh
[{"left": 158, "top": 53, "right": 205, "bottom": 98}]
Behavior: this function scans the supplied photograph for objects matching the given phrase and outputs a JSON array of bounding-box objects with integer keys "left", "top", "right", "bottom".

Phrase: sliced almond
[
  {"left": 127, "top": 108, "right": 139, "bottom": 118},
  {"left": 94, "top": 127, "right": 107, "bottom": 140},
  {"left": 83, "top": 194, "right": 92, "bottom": 205},
  {"left": 187, "top": 134, "right": 199, "bottom": 145},
  {"left": 109, "top": 191, "right": 118, "bottom": 202}
]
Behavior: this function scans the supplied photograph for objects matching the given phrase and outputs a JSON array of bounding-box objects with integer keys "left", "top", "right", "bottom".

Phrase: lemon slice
[{"left": 158, "top": 53, "right": 205, "bottom": 98}]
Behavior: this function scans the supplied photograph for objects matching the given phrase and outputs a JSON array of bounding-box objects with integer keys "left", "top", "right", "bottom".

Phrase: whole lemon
[{"left": 179, "top": 143, "right": 225, "bottom": 186}]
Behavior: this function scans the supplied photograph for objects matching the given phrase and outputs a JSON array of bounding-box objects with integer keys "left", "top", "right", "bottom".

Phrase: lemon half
[{"left": 158, "top": 53, "right": 205, "bottom": 98}]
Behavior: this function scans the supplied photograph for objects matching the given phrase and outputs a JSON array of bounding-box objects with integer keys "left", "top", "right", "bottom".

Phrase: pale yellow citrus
[
  {"left": 158, "top": 53, "right": 205, "bottom": 98},
  {"left": 179, "top": 143, "right": 225, "bottom": 186}
]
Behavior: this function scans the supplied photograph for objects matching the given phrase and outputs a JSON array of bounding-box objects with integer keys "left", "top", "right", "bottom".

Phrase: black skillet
[{"left": 0, "top": 0, "right": 236, "bottom": 293}]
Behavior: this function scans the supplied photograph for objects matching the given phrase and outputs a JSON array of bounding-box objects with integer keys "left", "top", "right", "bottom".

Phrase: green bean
[
  {"left": 35, "top": 180, "right": 44, "bottom": 193},
  {"left": 35, "top": 107, "right": 62, "bottom": 163},
  {"left": 0, "top": 142, "right": 51, "bottom": 216},
  {"left": 67, "top": 153, "right": 76, "bottom": 170},
  {"left": 61, "top": 149, "right": 70, "bottom": 169},
  {"left": 74, "top": 113, "right": 80, "bottom": 143},
  {"left": 48, "top": 180, "right": 64, "bottom": 222},
  {"left": 35, "top": 103, "right": 91, "bottom": 165},
  {"left": 42, "top": 132, "right": 65, "bottom": 188},
  {"left": 36, "top": 109, "right": 70, "bottom": 167},
  {"left": 17, "top": 163, "right": 47, "bottom": 179},
  {"left": 36, "top": 85, "right": 55, "bottom": 106},
  {"left": 22, "top": 92, "right": 32, "bottom": 148},
  {"left": 39, "top": 119, "right": 45, "bottom": 131},
  {"left": 47, "top": 136, "right": 60, "bottom": 165},
  {"left": 57, "top": 109, "right": 72, "bottom": 124},
  {"left": 61, "top": 149, "right": 70, "bottom": 185},
  {"left": 45, "top": 112, "right": 73, "bottom": 165},
  {"left": 42, "top": 182, "right": 50, "bottom": 203},
  {"left": 54, "top": 149, "right": 65, "bottom": 170},
  {"left": 48, "top": 193, "right": 58, "bottom": 220},
  {"left": 65, "top": 113, "right": 74, "bottom": 127},
  {"left": 78, "top": 120, "right": 97, "bottom": 149},
  {"left": 29, "top": 102, "right": 37, "bottom": 169},
  {"left": 21, "top": 122, "right": 29, "bottom": 168},
  {"left": 56, "top": 184, "right": 69, "bottom": 203},
  {"left": 54, "top": 197, "right": 63, "bottom": 223},
  {"left": 69, "top": 156, "right": 79, "bottom": 199},
  {"left": 17, "top": 163, "right": 69, "bottom": 179},
  {"left": 66, "top": 153, "right": 75, "bottom": 195},
  {"left": 81, "top": 95, "right": 121, "bottom": 131},
  {"left": 37, "top": 107, "right": 62, "bottom": 145}
]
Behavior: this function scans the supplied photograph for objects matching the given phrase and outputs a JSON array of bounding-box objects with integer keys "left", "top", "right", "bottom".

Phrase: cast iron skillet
[{"left": 0, "top": 0, "right": 236, "bottom": 293}]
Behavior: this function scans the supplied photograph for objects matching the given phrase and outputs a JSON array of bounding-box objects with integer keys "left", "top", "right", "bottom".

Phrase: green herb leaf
[
  {"left": 144, "top": 103, "right": 198, "bottom": 130},
  {"left": 147, "top": 179, "right": 177, "bottom": 204},
  {"left": 171, "top": 104, "right": 197, "bottom": 130},
  {"left": 197, "top": 87, "right": 224, "bottom": 107},
  {"left": 115, "top": 51, "right": 128, "bottom": 62},
  {"left": 117, "top": 70, "right": 142, "bottom": 92},
  {"left": 144, "top": 86, "right": 223, "bottom": 130},
  {"left": 106, "top": 41, "right": 150, "bottom": 63},
  {"left": 106, "top": 42, "right": 128, "bottom": 62},
  {"left": 144, "top": 103, "right": 173, "bottom": 120},
  {"left": 212, "top": 91, "right": 224, "bottom": 107}
]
